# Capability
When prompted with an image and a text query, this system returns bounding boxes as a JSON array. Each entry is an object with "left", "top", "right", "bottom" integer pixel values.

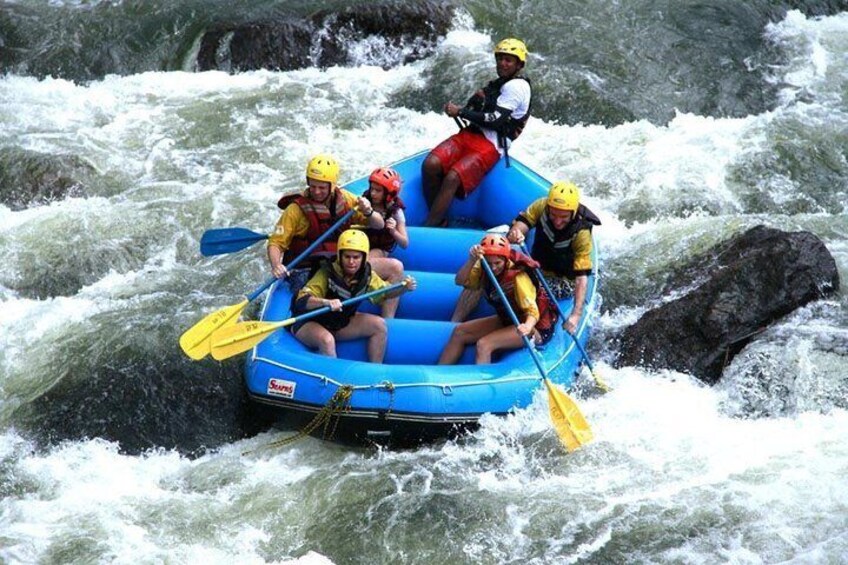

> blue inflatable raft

[{"left": 245, "top": 150, "right": 599, "bottom": 445}]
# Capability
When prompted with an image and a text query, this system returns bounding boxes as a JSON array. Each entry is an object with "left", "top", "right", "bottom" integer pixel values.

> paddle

[
  {"left": 200, "top": 227, "right": 268, "bottom": 256},
  {"left": 480, "top": 258, "right": 593, "bottom": 452},
  {"left": 519, "top": 243, "right": 610, "bottom": 393},
  {"left": 179, "top": 209, "right": 356, "bottom": 360},
  {"left": 210, "top": 281, "right": 407, "bottom": 361}
]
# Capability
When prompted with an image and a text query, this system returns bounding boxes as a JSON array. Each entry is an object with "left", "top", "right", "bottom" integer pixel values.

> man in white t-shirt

[{"left": 422, "top": 38, "right": 532, "bottom": 227}]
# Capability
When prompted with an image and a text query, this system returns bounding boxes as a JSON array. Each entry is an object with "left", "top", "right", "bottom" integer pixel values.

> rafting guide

[{"left": 422, "top": 38, "right": 532, "bottom": 227}]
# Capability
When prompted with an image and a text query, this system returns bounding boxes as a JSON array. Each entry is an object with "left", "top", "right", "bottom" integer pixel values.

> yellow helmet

[
  {"left": 337, "top": 229, "right": 370, "bottom": 258},
  {"left": 546, "top": 181, "right": 580, "bottom": 212},
  {"left": 494, "top": 38, "right": 527, "bottom": 64},
  {"left": 306, "top": 153, "right": 340, "bottom": 184}
]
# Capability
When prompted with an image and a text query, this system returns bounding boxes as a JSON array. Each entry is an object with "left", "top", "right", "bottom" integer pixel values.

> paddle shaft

[
  {"left": 210, "top": 281, "right": 407, "bottom": 359},
  {"left": 479, "top": 258, "right": 549, "bottom": 379},
  {"left": 287, "top": 281, "right": 406, "bottom": 328},
  {"left": 245, "top": 208, "right": 357, "bottom": 303},
  {"left": 518, "top": 243, "right": 596, "bottom": 374}
]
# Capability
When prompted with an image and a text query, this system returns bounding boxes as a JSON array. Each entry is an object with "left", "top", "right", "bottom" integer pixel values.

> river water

[{"left": 1, "top": 1, "right": 847, "bottom": 563}]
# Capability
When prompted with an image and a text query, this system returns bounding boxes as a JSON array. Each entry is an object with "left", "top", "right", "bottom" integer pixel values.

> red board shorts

[{"left": 430, "top": 128, "right": 501, "bottom": 198}]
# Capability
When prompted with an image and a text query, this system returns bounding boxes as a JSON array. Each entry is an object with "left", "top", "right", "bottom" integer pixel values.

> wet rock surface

[
  {"left": 196, "top": 1, "right": 455, "bottom": 72},
  {"left": 0, "top": 148, "right": 93, "bottom": 211},
  {"left": 616, "top": 225, "right": 841, "bottom": 384}
]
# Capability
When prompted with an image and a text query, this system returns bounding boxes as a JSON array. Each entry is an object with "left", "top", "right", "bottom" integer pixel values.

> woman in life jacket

[
  {"left": 438, "top": 234, "right": 557, "bottom": 365},
  {"left": 363, "top": 167, "right": 409, "bottom": 255},
  {"left": 362, "top": 166, "right": 409, "bottom": 319},
  {"left": 290, "top": 229, "right": 417, "bottom": 363}
]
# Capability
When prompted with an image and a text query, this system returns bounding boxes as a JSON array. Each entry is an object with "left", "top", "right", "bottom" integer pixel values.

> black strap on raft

[{"left": 500, "top": 133, "right": 511, "bottom": 168}]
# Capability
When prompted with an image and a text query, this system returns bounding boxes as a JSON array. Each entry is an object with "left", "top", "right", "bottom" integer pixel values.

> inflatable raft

[{"left": 245, "top": 150, "right": 599, "bottom": 445}]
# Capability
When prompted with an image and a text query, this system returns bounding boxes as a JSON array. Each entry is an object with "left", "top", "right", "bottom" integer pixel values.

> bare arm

[
  {"left": 267, "top": 246, "right": 287, "bottom": 279},
  {"left": 517, "top": 315, "right": 538, "bottom": 337},
  {"left": 455, "top": 245, "right": 483, "bottom": 286},
  {"left": 355, "top": 196, "right": 385, "bottom": 230},
  {"left": 564, "top": 275, "right": 588, "bottom": 334},
  {"left": 507, "top": 221, "right": 529, "bottom": 244},
  {"left": 386, "top": 214, "right": 409, "bottom": 249}
]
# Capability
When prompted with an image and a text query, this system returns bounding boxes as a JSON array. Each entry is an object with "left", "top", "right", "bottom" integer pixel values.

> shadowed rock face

[
  {"left": 616, "top": 226, "right": 840, "bottom": 384},
  {"left": 17, "top": 343, "right": 253, "bottom": 457},
  {"left": 196, "top": 1, "right": 455, "bottom": 72},
  {"left": 773, "top": 0, "right": 848, "bottom": 18},
  {"left": 0, "top": 149, "right": 93, "bottom": 211}
]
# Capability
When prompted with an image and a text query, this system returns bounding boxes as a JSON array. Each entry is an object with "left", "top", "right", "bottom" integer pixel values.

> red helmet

[
  {"left": 368, "top": 167, "right": 402, "bottom": 198},
  {"left": 480, "top": 234, "right": 511, "bottom": 259}
]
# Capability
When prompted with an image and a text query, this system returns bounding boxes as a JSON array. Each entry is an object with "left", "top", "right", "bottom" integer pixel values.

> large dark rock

[
  {"left": 616, "top": 226, "right": 840, "bottom": 384},
  {"left": 773, "top": 0, "right": 848, "bottom": 18},
  {"left": 0, "top": 148, "right": 93, "bottom": 211},
  {"left": 196, "top": 1, "right": 454, "bottom": 73},
  {"left": 14, "top": 324, "right": 253, "bottom": 457}
]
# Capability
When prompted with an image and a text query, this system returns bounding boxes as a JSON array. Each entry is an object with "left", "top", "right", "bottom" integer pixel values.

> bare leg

[
  {"left": 424, "top": 170, "right": 462, "bottom": 227},
  {"left": 475, "top": 325, "right": 527, "bottom": 364},
  {"left": 369, "top": 255, "right": 404, "bottom": 319},
  {"left": 294, "top": 322, "right": 337, "bottom": 357},
  {"left": 450, "top": 288, "right": 482, "bottom": 322},
  {"left": 335, "top": 312, "right": 388, "bottom": 363},
  {"left": 438, "top": 315, "right": 503, "bottom": 365},
  {"left": 422, "top": 153, "right": 444, "bottom": 208}
]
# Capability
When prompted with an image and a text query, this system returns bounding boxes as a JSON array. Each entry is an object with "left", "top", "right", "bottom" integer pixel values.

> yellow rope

[{"left": 242, "top": 385, "right": 354, "bottom": 455}]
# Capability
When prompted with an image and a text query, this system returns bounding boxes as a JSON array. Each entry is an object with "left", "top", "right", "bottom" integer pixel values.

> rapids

[{"left": 1, "top": 2, "right": 846, "bottom": 563}]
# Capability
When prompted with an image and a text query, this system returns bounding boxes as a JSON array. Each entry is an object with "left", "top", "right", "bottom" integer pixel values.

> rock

[
  {"left": 616, "top": 225, "right": 840, "bottom": 384},
  {"left": 771, "top": 0, "right": 848, "bottom": 19},
  {"left": 196, "top": 1, "right": 454, "bottom": 72},
  {"left": 16, "top": 340, "right": 252, "bottom": 457},
  {"left": 0, "top": 148, "right": 93, "bottom": 210}
]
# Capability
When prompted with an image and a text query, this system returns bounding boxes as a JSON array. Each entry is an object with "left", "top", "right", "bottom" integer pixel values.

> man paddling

[
  {"left": 507, "top": 181, "right": 601, "bottom": 334},
  {"left": 268, "top": 154, "right": 385, "bottom": 293}
]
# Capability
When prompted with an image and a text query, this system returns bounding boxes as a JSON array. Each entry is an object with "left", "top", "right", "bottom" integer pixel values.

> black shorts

[
  {"left": 288, "top": 293, "right": 352, "bottom": 335},
  {"left": 290, "top": 312, "right": 351, "bottom": 336}
]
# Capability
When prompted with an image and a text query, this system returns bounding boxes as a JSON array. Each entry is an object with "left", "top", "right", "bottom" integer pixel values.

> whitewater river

[{"left": 1, "top": 1, "right": 846, "bottom": 563}]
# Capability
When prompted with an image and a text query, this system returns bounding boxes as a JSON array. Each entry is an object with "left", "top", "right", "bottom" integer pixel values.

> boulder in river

[
  {"left": 196, "top": 1, "right": 455, "bottom": 73},
  {"left": 616, "top": 225, "right": 840, "bottom": 384},
  {"left": 0, "top": 148, "right": 93, "bottom": 211}
]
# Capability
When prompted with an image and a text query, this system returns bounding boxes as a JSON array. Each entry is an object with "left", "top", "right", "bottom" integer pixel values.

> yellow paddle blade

[
  {"left": 544, "top": 378, "right": 594, "bottom": 452},
  {"left": 179, "top": 299, "right": 248, "bottom": 360},
  {"left": 591, "top": 369, "right": 611, "bottom": 393},
  {"left": 210, "top": 317, "right": 295, "bottom": 361}
]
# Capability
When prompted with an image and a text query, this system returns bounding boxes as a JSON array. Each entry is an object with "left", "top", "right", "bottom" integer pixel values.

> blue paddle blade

[{"left": 200, "top": 227, "right": 268, "bottom": 256}]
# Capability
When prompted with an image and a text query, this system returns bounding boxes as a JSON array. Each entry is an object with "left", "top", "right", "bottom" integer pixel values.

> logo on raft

[{"left": 268, "top": 378, "right": 296, "bottom": 398}]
